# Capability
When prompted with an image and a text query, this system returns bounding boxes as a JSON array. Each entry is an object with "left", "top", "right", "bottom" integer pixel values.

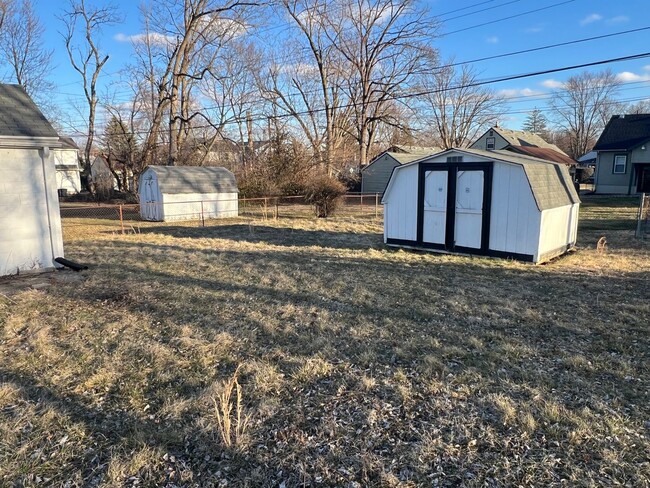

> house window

[
  {"left": 613, "top": 155, "right": 627, "bottom": 174},
  {"left": 446, "top": 156, "right": 463, "bottom": 162},
  {"left": 486, "top": 137, "right": 495, "bottom": 150}
]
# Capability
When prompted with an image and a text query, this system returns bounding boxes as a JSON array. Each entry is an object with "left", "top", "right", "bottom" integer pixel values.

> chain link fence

[{"left": 60, "top": 194, "right": 384, "bottom": 241}]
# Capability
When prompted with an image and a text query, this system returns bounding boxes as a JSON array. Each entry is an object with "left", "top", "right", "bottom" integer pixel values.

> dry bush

[{"left": 304, "top": 175, "right": 347, "bottom": 217}]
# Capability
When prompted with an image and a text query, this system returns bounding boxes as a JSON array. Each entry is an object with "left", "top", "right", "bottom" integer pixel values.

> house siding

[
  {"left": 361, "top": 154, "right": 400, "bottom": 194},
  {"left": 595, "top": 151, "right": 635, "bottom": 194},
  {"left": 469, "top": 131, "right": 508, "bottom": 151}
]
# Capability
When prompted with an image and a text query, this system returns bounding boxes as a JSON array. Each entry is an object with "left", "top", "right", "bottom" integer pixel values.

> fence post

[
  {"left": 275, "top": 198, "right": 279, "bottom": 220},
  {"left": 636, "top": 192, "right": 646, "bottom": 238},
  {"left": 375, "top": 193, "right": 379, "bottom": 219},
  {"left": 201, "top": 201, "right": 205, "bottom": 227},
  {"left": 119, "top": 205, "right": 124, "bottom": 234},
  {"left": 360, "top": 194, "right": 363, "bottom": 214}
]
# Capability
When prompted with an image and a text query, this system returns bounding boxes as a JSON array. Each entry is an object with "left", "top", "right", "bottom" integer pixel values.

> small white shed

[
  {"left": 0, "top": 84, "right": 64, "bottom": 276},
  {"left": 139, "top": 165, "right": 238, "bottom": 222},
  {"left": 382, "top": 148, "right": 580, "bottom": 263}
]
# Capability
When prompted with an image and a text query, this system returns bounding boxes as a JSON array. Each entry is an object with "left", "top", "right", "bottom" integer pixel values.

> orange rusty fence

[{"left": 60, "top": 193, "right": 384, "bottom": 240}]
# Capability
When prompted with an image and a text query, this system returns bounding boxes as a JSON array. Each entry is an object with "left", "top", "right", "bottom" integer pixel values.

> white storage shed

[
  {"left": 139, "top": 165, "right": 238, "bottom": 222},
  {"left": 0, "top": 84, "right": 64, "bottom": 276},
  {"left": 382, "top": 148, "right": 580, "bottom": 263}
]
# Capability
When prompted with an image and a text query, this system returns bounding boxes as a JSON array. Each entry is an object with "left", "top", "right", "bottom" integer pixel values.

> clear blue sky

[{"left": 32, "top": 0, "right": 650, "bottom": 133}]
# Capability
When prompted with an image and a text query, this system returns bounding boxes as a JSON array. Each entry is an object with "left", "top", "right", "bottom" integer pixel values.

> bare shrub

[{"left": 304, "top": 176, "right": 347, "bottom": 218}]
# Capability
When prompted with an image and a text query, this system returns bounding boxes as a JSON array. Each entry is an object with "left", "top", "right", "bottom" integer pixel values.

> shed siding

[
  {"left": 161, "top": 192, "right": 238, "bottom": 221},
  {"left": 537, "top": 204, "right": 579, "bottom": 259},
  {"left": 383, "top": 164, "right": 418, "bottom": 242},
  {"left": 362, "top": 154, "right": 400, "bottom": 194},
  {"left": 0, "top": 147, "right": 64, "bottom": 275},
  {"left": 489, "top": 162, "right": 540, "bottom": 256}
]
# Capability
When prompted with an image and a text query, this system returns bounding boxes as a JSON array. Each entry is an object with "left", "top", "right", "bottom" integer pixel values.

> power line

[
  {"left": 444, "top": 0, "right": 576, "bottom": 36},
  {"left": 49, "top": 24, "right": 650, "bottom": 108}
]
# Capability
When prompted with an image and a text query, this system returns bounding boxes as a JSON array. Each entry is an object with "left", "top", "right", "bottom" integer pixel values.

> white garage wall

[
  {"left": 0, "top": 147, "right": 64, "bottom": 276},
  {"left": 161, "top": 192, "right": 239, "bottom": 221},
  {"left": 383, "top": 164, "right": 419, "bottom": 242},
  {"left": 489, "top": 162, "right": 541, "bottom": 257}
]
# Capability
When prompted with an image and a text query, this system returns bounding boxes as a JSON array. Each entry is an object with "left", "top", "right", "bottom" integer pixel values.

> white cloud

[
  {"left": 608, "top": 15, "right": 629, "bottom": 23},
  {"left": 616, "top": 71, "right": 650, "bottom": 83},
  {"left": 114, "top": 32, "right": 175, "bottom": 46},
  {"left": 525, "top": 25, "right": 544, "bottom": 33},
  {"left": 486, "top": 36, "right": 499, "bottom": 44},
  {"left": 541, "top": 79, "right": 565, "bottom": 89},
  {"left": 498, "top": 88, "right": 544, "bottom": 99},
  {"left": 643, "top": 65, "right": 650, "bottom": 72},
  {"left": 580, "top": 13, "right": 603, "bottom": 26}
]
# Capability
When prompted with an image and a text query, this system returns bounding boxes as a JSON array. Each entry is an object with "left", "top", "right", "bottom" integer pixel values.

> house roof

[
  {"left": 144, "top": 165, "right": 238, "bottom": 194},
  {"left": 389, "top": 145, "right": 441, "bottom": 154},
  {"left": 485, "top": 126, "right": 568, "bottom": 156},
  {"left": 592, "top": 114, "right": 650, "bottom": 151},
  {"left": 506, "top": 145, "right": 577, "bottom": 166},
  {"left": 383, "top": 148, "right": 579, "bottom": 211},
  {"left": 364, "top": 150, "right": 438, "bottom": 171},
  {"left": 0, "top": 84, "right": 58, "bottom": 138},
  {"left": 59, "top": 136, "right": 79, "bottom": 150}
]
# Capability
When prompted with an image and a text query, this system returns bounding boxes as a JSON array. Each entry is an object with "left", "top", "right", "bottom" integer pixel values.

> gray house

[
  {"left": 593, "top": 114, "right": 650, "bottom": 194},
  {"left": 361, "top": 149, "right": 440, "bottom": 194}
]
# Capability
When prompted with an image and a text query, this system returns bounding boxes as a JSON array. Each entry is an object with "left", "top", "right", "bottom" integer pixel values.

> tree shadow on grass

[{"left": 4, "top": 235, "right": 649, "bottom": 486}]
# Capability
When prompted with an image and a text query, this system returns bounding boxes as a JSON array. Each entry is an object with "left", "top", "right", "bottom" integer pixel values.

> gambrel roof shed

[
  {"left": 139, "top": 165, "right": 239, "bottom": 222},
  {"left": 382, "top": 148, "right": 580, "bottom": 264}
]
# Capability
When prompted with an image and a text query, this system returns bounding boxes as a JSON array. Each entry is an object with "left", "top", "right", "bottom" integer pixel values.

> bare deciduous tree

[
  {"left": 0, "top": 0, "right": 54, "bottom": 106},
  {"left": 326, "top": 0, "right": 438, "bottom": 165},
  {"left": 549, "top": 70, "right": 620, "bottom": 159},
  {"left": 420, "top": 62, "right": 506, "bottom": 149},
  {"left": 61, "top": 0, "right": 122, "bottom": 188}
]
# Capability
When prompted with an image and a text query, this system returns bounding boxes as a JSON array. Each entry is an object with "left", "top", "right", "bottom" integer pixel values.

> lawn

[{"left": 0, "top": 198, "right": 648, "bottom": 487}]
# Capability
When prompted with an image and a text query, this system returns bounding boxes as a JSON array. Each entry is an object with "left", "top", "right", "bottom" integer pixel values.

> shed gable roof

[
  {"left": 0, "top": 84, "right": 58, "bottom": 138},
  {"left": 593, "top": 114, "right": 650, "bottom": 151},
  {"left": 145, "top": 165, "right": 238, "bottom": 194}
]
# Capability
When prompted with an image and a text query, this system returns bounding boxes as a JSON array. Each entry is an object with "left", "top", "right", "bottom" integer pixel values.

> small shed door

[
  {"left": 142, "top": 176, "right": 162, "bottom": 221},
  {"left": 422, "top": 170, "right": 447, "bottom": 244},
  {"left": 454, "top": 170, "right": 484, "bottom": 249}
]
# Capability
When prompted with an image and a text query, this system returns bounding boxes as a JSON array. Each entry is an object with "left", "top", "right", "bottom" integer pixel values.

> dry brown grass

[{"left": 0, "top": 197, "right": 648, "bottom": 486}]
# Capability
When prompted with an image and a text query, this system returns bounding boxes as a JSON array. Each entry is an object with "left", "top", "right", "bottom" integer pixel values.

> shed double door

[{"left": 419, "top": 163, "right": 491, "bottom": 253}]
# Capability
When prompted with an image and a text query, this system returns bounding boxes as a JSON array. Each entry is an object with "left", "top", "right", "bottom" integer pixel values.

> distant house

[
  {"left": 53, "top": 136, "right": 81, "bottom": 195},
  {"left": 593, "top": 114, "right": 650, "bottom": 194},
  {"left": 0, "top": 84, "right": 64, "bottom": 276},
  {"left": 362, "top": 147, "right": 440, "bottom": 194},
  {"left": 470, "top": 126, "right": 576, "bottom": 170},
  {"left": 90, "top": 155, "right": 134, "bottom": 192}
]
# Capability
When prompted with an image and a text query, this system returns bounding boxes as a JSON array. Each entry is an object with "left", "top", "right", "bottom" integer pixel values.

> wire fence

[{"left": 60, "top": 193, "right": 384, "bottom": 241}]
